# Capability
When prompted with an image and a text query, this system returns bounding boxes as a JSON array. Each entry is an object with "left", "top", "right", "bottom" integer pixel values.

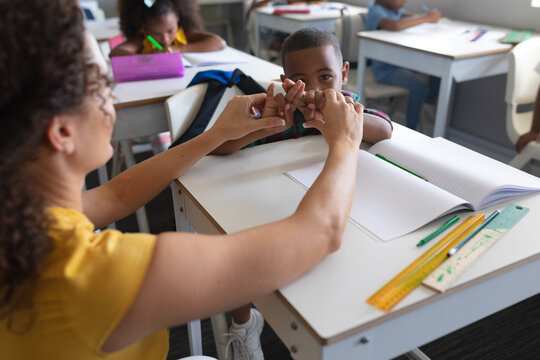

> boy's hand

[
  {"left": 304, "top": 89, "right": 364, "bottom": 148},
  {"left": 516, "top": 131, "right": 540, "bottom": 153},
  {"left": 261, "top": 82, "right": 295, "bottom": 131},
  {"left": 211, "top": 93, "right": 286, "bottom": 140},
  {"left": 425, "top": 9, "right": 442, "bottom": 23},
  {"left": 282, "top": 78, "right": 306, "bottom": 110},
  {"left": 301, "top": 90, "right": 325, "bottom": 121}
]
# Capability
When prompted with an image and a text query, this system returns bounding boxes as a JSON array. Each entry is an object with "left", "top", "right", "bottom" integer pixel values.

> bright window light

[{"left": 532, "top": 0, "right": 540, "bottom": 7}]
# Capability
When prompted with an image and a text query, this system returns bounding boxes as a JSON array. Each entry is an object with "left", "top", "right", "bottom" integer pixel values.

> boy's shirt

[
  {"left": 365, "top": 1, "right": 404, "bottom": 79},
  {"left": 246, "top": 90, "right": 391, "bottom": 148}
]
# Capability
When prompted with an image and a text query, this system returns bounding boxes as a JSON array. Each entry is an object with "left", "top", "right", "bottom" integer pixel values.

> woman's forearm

[{"left": 83, "top": 128, "right": 224, "bottom": 228}]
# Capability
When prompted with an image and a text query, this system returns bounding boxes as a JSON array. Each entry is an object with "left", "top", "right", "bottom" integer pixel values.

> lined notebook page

[
  {"left": 286, "top": 150, "right": 468, "bottom": 241},
  {"left": 368, "top": 137, "right": 540, "bottom": 209}
]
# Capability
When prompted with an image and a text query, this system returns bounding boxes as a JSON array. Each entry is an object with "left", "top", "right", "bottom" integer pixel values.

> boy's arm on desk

[{"left": 379, "top": 10, "right": 442, "bottom": 31}]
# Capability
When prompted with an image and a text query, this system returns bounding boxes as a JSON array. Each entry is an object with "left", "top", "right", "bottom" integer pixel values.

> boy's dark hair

[
  {"left": 118, "top": 0, "right": 203, "bottom": 38},
  {"left": 281, "top": 28, "right": 343, "bottom": 68}
]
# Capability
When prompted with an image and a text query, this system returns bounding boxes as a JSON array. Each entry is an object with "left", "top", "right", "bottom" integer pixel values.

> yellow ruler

[
  {"left": 367, "top": 213, "right": 485, "bottom": 312},
  {"left": 423, "top": 204, "right": 529, "bottom": 292}
]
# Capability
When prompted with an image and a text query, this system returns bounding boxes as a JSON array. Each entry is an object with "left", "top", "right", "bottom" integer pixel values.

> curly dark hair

[
  {"left": 118, "top": 0, "right": 203, "bottom": 39},
  {"left": 0, "top": 0, "right": 101, "bottom": 330}
]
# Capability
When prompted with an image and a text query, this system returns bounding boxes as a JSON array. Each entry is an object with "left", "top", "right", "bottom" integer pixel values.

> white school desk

[
  {"left": 110, "top": 47, "right": 280, "bottom": 234},
  {"left": 253, "top": 3, "right": 367, "bottom": 58},
  {"left": 356, "top": 18, "right": 513, "bottom": 138},
  {"left": 113, "top": 47, "right": 282, "bottom": 142},
  {"left": 85, "top": 17, "right": 121, "bottom": 42},
  {"left": 171, "top": 124, "right": 540, "bottom": 359}
]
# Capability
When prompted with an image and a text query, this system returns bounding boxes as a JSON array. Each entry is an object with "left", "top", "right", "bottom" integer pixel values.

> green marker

[
  {"left": 416, "top": 215, "right": 460, "bottom": 247},
  {"left": 375, "top": 154, "right": 427, "bottom": 180},
  {"left": 147, "top": 35, "right": 163, "bottom": 50}
]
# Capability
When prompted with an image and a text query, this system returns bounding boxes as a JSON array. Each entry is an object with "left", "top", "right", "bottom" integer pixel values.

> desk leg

[
  {"left": 171, "top": 183, "right": 204, "bottom": 355},
  {"left": 432, "top": 63, "right": 453, "bottom": 138},
  {"left": 211, "top": 314, "right": 231, "bottom": 360},
  {"left": 254, "top": 13, "right": 261, "bottom": 58},
  {"left": 120, "top": 140, "right": 150, "bottom": 233},
  {"left": 406, "top": 348, "right": 431, "bottom": 360},
  {"left": 356, "top": 49, "right": 367, "bottom": 104}
]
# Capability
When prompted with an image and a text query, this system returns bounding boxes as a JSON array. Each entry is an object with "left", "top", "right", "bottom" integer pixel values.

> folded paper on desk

[
  {"left": 182, "top": 47, "right": 249, "bottom": 67},
  {"left": 111, "top": 53, "right": 184, "bottom": 82},
  {"left": 286, "top": 137, "right": 540, "bottom": 241}
]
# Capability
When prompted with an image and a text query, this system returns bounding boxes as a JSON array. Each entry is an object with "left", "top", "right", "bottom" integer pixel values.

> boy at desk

[
  {"left": 365, "top": 0, "right": 442, "bottom": 130},
  {"left": 213, "top": 27, "right": 393, "bottom": 154}
]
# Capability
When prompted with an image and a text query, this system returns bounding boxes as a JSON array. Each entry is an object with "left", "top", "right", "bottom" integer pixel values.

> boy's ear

[
  {"left": 341, "top": 61, "right": 350, "bottom": 85},
  {"left": 45, "top": 115, "right": 76, "bottom": 155},
  {"left": 280, "top": 74, "right": 286, "bottom": 83}
]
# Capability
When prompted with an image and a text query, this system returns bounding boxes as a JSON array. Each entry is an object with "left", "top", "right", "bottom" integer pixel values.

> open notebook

[
  {"left": 181, "top": 47, "right": 249, "bottom": 67},
  {"left": 286, "top": 137, "right": 540, "bottom": 241}
]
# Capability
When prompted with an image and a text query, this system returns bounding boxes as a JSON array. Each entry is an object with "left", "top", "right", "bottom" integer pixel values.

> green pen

[
  {"left": 375, "top": 154, "right": 427, "bottom": 181},
  {"left": 147, "top": 35, "right": 163, "bottom": 50},
  {"left": 416, "top": 215, "right": 460, "bottom": 247}
]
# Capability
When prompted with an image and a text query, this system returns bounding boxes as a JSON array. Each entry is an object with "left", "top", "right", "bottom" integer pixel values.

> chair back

[
  {"left": 505, "top": 37, "right": 540, "bottom": 143},
  {"left": 165, "top": 80, "right": 280, "bottom": 143},
  {"left": 334, "top": 11, "right": 365, "bottom": 63}
]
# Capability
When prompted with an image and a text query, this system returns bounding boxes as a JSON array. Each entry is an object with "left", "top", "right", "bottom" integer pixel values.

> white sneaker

[{"left": 225, "top": 308, "right": 264, "bottom": 360}]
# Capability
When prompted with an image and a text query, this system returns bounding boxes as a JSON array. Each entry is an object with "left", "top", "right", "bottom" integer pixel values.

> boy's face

[{"left": 281, "top": 45, "right": 349, "bottom": 93}]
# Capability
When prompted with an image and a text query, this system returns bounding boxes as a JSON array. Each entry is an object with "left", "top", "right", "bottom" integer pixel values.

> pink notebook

[{"left": 111, "top": 53, "right": 185, "bottom": 82}]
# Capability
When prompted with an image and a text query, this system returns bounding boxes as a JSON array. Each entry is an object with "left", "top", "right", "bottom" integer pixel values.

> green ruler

[{"left": 422, "top": 204, "right": 529, "bottom": 292}]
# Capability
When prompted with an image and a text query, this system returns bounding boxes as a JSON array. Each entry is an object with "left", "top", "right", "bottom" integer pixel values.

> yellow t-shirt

[
  {"left": 141, "top": 28, "right": 188, "bottom": 54},
  {"left": 0, "top": 207, "right": 168, "bottom": 359}
]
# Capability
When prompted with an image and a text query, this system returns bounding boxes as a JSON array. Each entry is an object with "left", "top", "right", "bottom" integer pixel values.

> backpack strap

[{"left": 169, "top": 68, "right": 266, "bottom": 148}]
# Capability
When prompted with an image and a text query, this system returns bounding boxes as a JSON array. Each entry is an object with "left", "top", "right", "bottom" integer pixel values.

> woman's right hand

[
  {"left": 304, "top": 89, "right": 364, "bottom": 149},
  {"left": 210, "top": 93, "right": 287, "bottom": 141}
]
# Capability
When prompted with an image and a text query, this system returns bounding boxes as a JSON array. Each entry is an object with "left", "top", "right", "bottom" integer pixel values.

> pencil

[
  {"left": 375, "top": 154, "right": 427, "bottom": 181},
  {"left": 447, "top": 210, "right": 501, "bottom": 256},
  {"left": 416, "top": 215, "right": 460, "bottom": 247},
  {"left": 147, "top": 35, "right": 163, "bottom": 50}
]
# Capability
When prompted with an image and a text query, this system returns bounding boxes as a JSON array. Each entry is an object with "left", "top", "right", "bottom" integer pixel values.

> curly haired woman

[{"left": 0, "top": 0, "right": 364, "bottom": 359}]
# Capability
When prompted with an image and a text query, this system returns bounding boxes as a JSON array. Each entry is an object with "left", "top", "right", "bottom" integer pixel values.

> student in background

[
  {"left": 365, "top": 0, "right": 442, "bottom": 130},
  {"left": 0, "top": 1, "right": 364, "bottom": 359},
  {"left": 214, "top": 27, "right": 393, "bottom": 154},
  {"left": 110, "top": 0, "right": 225, "bottom": 57},
  {"left": 515, "top": 85, "right": 540, "bottom": 153}
]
